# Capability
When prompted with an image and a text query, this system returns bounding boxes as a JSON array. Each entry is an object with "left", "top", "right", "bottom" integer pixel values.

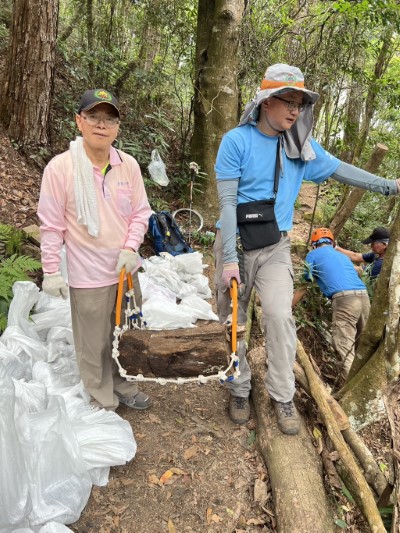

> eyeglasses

[
  {"left": 81, "top": 114, "right": 120, "bottom": 128},
  {"left": 273, "top": 95, "right": 307, "bottom": 112}
]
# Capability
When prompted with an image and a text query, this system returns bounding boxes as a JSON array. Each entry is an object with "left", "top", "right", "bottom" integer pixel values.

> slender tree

[{"left": 190, "top": 0, "right": 245, "bottom": 222}]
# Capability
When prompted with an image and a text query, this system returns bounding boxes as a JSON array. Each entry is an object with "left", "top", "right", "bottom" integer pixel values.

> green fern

[{"left": 0, "top": 223, "right": 28, "bottom": 256}]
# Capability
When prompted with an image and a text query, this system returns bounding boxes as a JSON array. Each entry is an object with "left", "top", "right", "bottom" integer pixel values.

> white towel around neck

[{"left": 70, "top": 136, "right": 100, "bottom": 237}]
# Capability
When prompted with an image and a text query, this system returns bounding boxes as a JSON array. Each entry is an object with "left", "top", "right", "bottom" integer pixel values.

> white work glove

[
  {"left": 221, "top": 262, "right": 241, "bottom": 289},
  {"left": 116, "top": 249, "right": 140, "bottom": 274},
  {"left": 42, "top": 272, "right": 69, "bottom": 299}
]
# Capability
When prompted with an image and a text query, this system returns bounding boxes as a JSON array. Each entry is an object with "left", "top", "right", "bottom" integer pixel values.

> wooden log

[
  {"left": 296, "top": 341, "right": 386, "bottom": 532},
  {"left": 342, "top": 428, "right": 388, "bottom": 498},
  {"left": 118, "top": 322, "right": 242, "bottom": 378},
  {"left": 293, "top": 355, "right": 387, "bottom": 498},
  {"left": 255, "top": 303, "right": 350, "bottom": 431},
  {"left": 247, "top": 293, "right": 336, "bottom": 531},
  {"left": 248, "top": 347, "right": 337, "bottom": 532}
]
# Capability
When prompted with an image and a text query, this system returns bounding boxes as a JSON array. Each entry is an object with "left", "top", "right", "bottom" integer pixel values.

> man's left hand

[{"left": 116, "top": 249, "right": 140, "bottom": 273}]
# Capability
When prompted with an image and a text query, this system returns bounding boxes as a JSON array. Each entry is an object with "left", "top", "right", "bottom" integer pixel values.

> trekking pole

[{"left": 188, "top": 162, "right": 199, "bottom": 246}]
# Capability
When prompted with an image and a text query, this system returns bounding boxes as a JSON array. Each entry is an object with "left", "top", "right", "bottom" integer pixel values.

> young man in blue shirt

[
  {"left": 213, "top": 63, "right": 399, "bottom": 434},
  {"left": 293, "top": 228, "right": 370, "bottom": 380}
]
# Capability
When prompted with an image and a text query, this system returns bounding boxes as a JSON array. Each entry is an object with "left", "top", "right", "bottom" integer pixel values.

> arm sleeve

[
  {"left": 217, "top": 179, "right": 239, "bottom": 264},
  {"left": 124, "top": 158, "right": 153, "bottom": 251},
  {"left": 332, "top": 161, "right": 397, "bottom": 196},
  {"left": 37, "top": 162, "right": 66, "bottom": 273},
  {"left": 215, "top": 132, "right": 243, "bottom": 180}
]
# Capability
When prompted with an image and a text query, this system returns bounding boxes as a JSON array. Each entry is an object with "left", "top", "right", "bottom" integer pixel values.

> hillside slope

[{"left": 0, "top": 127, "right": 41, "bottom": 228}]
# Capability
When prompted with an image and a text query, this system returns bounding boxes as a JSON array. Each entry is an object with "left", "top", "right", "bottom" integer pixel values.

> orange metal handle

[
  {"left": 229, "top": 278, "right": 238, "bottom": 353},
  {"left": 115, "top": 267, "right": 133, "bottom": 327}
]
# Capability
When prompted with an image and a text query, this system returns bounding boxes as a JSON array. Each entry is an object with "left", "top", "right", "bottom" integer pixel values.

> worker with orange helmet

[{"left": 293, "top": 228, "right": 370, "bottom": 379}]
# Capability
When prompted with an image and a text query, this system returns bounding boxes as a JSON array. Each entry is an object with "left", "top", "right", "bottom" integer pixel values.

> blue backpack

[{"left": 148, "top": 211, "right": 193, "bottom": 256}]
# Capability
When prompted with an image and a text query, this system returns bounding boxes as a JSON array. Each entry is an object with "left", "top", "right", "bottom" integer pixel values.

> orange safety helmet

[{"left": 311, "top": 228, "right": 334, "bottom": 244}]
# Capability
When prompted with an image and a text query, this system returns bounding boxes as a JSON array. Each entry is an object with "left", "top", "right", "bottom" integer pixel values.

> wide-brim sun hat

[
  {"left": 254, "top": 63, "right": 319, "bottom": 107},
  {"left": 239, "top": 63, "right": 320, "bottom": 161}
]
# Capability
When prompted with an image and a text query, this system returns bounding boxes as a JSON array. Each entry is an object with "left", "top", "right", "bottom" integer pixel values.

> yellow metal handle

[
  {"left": 229, "top": 278, "right": 238, "bottom": 354},
  {"left": 115, "top": 267, "right": 133, "bottom": 327}
]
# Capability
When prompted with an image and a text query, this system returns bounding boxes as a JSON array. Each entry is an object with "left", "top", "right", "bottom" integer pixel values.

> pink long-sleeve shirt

[{"left": 38, "top": 146, "right": 152, "bottom": 288}]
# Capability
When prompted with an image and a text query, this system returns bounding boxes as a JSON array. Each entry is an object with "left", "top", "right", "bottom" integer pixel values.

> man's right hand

[
  {"left": 221, "top": 262, "right": 241, "bottom": 288},
  {"left": 42, "top": 272, "right": 69, "bottom": 299}
]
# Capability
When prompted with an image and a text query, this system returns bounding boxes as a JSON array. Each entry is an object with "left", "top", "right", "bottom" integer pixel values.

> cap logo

[
  {"left": 284, "top": 74, "right": 297, "bottom": 86},
  {"left": 94, "top": 89, "right": 112, "bottom": 102}
]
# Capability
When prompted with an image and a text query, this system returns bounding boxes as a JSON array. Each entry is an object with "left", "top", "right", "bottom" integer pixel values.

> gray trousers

[
  {"left": 213, "top": 231, "right": 297, "bottom": 402},
  {"left": 70, "top": 271, "right": 142, "bottom": 410},
  {"left": 331, "top": 291, "right": 370, "bottom": 377}
]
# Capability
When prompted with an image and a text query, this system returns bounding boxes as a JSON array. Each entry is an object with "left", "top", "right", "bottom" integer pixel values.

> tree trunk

[
  {"left": 190, "top": 0, "right": 245, "bottom": 224},
  {"left": 352, "top": 28, "right": 395, "bottom": 163},
  {"left": 337, "top": 208, "right": 400, "bottom": 428},
  {"left": 86, "top": 0, "right": 94, "bottom": 78},
  {"left": 329, "top": 143, "right": 389, "bottom": 238},
  {"left": 384, "top": 381, "right": 400, "bottom": 533},
  {"left": 340, "top": 56, "right": 365, "bottom": 164},
  {"left": 0, "top": 0, "right": 58, "bottom": 150}
]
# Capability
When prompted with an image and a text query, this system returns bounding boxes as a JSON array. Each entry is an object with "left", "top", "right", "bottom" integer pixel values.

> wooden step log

[{"left": 118, "top": 321, "right": 244, "bottom": 378}]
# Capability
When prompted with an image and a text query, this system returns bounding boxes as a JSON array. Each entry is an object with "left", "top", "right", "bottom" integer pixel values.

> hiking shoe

[
  {"left": 272, "top": 400, "right": 300, "bottom": 435},
  {"left": 229, "top": 396, "right": 250, "bottom": 425},
  {"left": 118, "top": 391, "right": 151, "bottom": 410}
]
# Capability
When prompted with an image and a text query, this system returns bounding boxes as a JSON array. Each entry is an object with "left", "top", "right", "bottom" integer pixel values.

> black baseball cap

[
  {"left": 78, "top": 89, "right": 120, "bottom": 116},
  {"left": 361, "top": 227, "right": 390, "bottom": 244}
]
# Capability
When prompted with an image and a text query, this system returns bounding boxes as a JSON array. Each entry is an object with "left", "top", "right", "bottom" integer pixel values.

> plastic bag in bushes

[{"left": 147, "top": 149, "right": 169, "bottom": 186}]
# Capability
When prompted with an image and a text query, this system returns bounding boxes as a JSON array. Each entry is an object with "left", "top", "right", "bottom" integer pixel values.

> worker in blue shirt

[{"left": 293, "top": 228, "right": 370, "bottom": 380}]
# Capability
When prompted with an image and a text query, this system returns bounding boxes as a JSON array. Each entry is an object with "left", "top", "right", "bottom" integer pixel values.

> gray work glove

[
  {"left": 42, "top": 272, "right": 69, "bottom": 299},
  {"left": 222, "top": 263, "right": 241, "bottom": 288},
  {"left": 116, "top": 249, "right": 140, "bottom": 274}
]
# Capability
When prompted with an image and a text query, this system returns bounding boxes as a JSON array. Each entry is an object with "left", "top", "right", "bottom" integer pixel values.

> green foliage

[
  {"left": 0, "top": 0, "right": 11, "bottom": 51},
  {"left": 191, "top": 231, "right": 215, "bottom": 248},
  {"left": 378, "top": 506, "right": 393, "bottom": 530},
  {"left": 0, "top": 224, "right": 28, "bottom": 256},
  {"left": 334, "top": 518, "right": 347, "bottom": 529}
]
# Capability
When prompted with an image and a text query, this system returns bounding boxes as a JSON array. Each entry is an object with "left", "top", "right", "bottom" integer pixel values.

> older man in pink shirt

[{"left": 38, "top": 88, "right": 152, "bottom": 410}]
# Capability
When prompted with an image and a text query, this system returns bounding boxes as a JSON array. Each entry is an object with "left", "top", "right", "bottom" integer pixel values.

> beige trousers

[
  {"left": 70, "top": 271, "right": 142, "bottom": 410},
  {"left": 213, "top": 230, "right": 297, "bottom": 403},
  {"left": 331, "top": 291, "right": 370, "bottom": 377}
]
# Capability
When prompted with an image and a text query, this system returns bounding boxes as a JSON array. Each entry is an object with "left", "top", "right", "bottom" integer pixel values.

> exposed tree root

[{"left": 296, "top": 341, "right": 386, "bottom": 532}]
